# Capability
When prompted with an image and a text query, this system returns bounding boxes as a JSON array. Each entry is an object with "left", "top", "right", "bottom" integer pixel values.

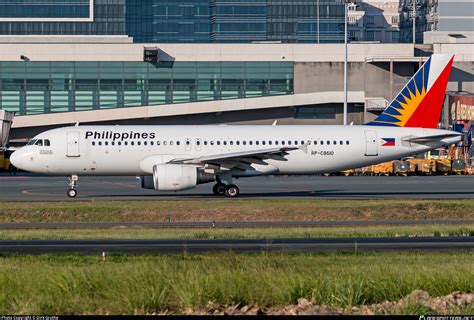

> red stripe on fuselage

[{"left": 404, "top": 57, "right": 454, "bottom": 128}]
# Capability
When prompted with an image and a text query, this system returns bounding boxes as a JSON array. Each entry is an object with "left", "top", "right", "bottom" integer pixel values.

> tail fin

[{"left": 367, "top": 54, "right": 454, "bottom": 128}]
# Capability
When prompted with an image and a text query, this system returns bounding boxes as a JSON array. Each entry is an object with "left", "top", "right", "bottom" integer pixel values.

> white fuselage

[{"left": 11, "top": 125, "right": 461, "bottom": 177}]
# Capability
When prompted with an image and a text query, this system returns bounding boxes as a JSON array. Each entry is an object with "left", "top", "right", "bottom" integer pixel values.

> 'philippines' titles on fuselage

[
  {"left": 85, "top": 130, "right": 156, "bottom": 141},
  {"left": 9, "top": 54, "right": 462, "bottom": 198}
]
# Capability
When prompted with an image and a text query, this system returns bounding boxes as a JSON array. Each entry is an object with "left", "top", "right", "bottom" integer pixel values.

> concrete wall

[{"left": 295, "top": 61, "right": 416, "bottom": 100}]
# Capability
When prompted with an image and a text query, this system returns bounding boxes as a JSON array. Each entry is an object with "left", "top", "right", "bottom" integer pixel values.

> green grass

[
  {"left": 0, "top": 252, "right": 472, "bottom": 315},
  {"left": 0, "top": 199, "right": 473, "bottom": 223},
  {"left": 1, "top": 224, "right": 474, "bottom": 240}
]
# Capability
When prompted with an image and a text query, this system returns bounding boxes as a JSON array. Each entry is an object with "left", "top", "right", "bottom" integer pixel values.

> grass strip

[
  {"left": 0, "top": 224, "right": 473, "bottom": 240},
  {"left": 0, "top": 199, "right": 473, "bottom": 223},
  {"left": 0, "top": 251, "right": 472, "bottom": 315}
]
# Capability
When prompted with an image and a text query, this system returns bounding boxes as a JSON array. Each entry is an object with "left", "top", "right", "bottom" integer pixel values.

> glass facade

[
  {"left": 0, "top": 0, "right": 125, "bottom": 35},
  {"left": 0, "top": 0, "right": 90, "bottom": 18},
  {"left": 126, "top": 0, "right": 211, "bottom": 43},
  {"left": 0, "top": 0, "right": 346, "bottom": 43},
  {"left": 0, "top": 61, "right": 293, "bottom": 115},
  {"left": 211, "top": 0, "right": 267, "bottom": 43}
]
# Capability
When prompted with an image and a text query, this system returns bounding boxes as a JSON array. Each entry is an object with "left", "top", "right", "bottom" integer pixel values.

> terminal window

[{"left": 0, "top": 0, "right": 92, "bottom": 19}]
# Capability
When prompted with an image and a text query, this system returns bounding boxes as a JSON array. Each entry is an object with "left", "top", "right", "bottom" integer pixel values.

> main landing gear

[
  {"left": 67, "top": 175, "right": 78, "bottom": 198},
  {"left": 212, "top": 182, "right": 240, "bottom": 198}
]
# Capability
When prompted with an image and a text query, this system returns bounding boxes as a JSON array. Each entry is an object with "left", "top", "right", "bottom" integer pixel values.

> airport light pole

[
  {"left": 412, "top": 0, "right": 416, "bottom": 44},
  {"left": 343, "top": 0, "right": 348, "bottom": 125},
  {"left": 317, "top": 0, "right": 320, "bottom": 43}
]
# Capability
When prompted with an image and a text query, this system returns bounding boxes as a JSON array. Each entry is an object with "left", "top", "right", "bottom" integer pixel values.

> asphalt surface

[
  {"left": 0, "top": 237, "right": 472, "bottom": 254},
  {"left": 1, "top": 220, "right": 473, "bottom": 230},
  {"left": 0, "top": 174, "right": 473, "bottom": 200}
]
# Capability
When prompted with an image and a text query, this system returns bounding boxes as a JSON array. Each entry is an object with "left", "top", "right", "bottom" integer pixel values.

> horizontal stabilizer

[{"left": 403, "top": 133, "right": 462, "bottom": 143}]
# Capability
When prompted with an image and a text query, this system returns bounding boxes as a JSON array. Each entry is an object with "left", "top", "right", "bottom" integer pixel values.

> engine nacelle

[{"left": 140, "top": 164, "right": 214, "bottom": 191}]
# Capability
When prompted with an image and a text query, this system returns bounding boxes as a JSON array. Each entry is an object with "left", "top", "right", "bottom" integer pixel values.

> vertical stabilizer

[{"left": 367, "top": 54, "right": 454, "bottom": 128}]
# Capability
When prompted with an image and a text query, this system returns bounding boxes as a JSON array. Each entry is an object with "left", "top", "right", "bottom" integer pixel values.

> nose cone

[
  {"left": 10, "top": 151, "right": 21, "bottom": 168},
  {"left": 9, "top": 150, "right": 24, "bottom": 170}
]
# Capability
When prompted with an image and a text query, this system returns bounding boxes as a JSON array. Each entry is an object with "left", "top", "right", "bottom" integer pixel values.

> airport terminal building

[{"left": 0, "top": 0, "right": 472, "bottom": 140}]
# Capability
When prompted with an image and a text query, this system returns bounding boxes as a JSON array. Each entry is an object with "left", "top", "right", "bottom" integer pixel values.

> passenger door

[
  {"left": 364, "top": 130, "right": 378, "bottom": 156},
  {"left": 66, "top": 131, "right": 80, "bottom": 157}
]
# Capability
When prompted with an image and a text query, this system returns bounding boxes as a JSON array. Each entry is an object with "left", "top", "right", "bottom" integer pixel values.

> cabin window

[
  {"left": 268, "top": 141, "right": 272, "bottom": 145},
  {"left": 170, "top": 141, "right": 174, "bottom": 146},
  {"left": 313, "top": 141, "right": 317, "bottom": 145},
  {"left": 346, "top": 141, "right": 350, "bottom": 145},
  {"left": 111, "top": 141, "right": 115, "bottom": 146},
  {"left": 131, "top": 141, "right": 134, "bottom": 146},
  {"left": 204, "top": 141, "right": 208, "bottom": 146},
  {"left": 275, "top": 141, "right": 278, "bottom": 145},
  {"left": 230, "top": 141, "right": 233, "bottom": 145},
  {"left": 176, "top": 141, "right": 180, "bottom": 146},
  {"left": 98, "top": 141, "right": 102, "bottom": 146},
  {"left": 124, "top": 141, "right": 128, "bottom": 146},
  {"left": 327, "top": 140, "right": 330, "bottom": 145},
  {"left": 92, "top": 141, "right": 95, "bottom": 146},
  {"left": 243, "top": 141, "right": 246, "bottom": 145},
  {"left": 144, "top": 141, "right": 147, "bottom": 146},
  {"left": 150, "top": 141, "right": 153, "bottom": 146},
  {"left": 256, "top": 141, "right": 259, "bottom": 145},
  {"left": 118, "top": 141, "right": 121, "bottom": 146},
  {"left": 196, "top": 140, "right": 200, "bottom": 146},
  {"left": 137, "top": 141, "right": 141, "bottom": 146},
  {"left": 186, "top": 140, "right": 190, "bottom": 145},
  {"left": 339, "top": 141, "right": 343, "bottom": 145}
]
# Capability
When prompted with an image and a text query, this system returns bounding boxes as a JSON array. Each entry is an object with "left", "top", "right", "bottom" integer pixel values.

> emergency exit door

[
  {"left": 67, "top": 131, "right": 80, "bottom": 157},
  {"left": 364, "top": 130, "right": 378, "bottom": 156}
]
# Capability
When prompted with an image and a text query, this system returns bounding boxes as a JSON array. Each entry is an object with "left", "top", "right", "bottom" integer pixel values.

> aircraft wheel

[
  {"left": 224, "top": 184, "right": 240, "bottom": 198},
  {"left": 67, "top": 188, "right": 77, "bottom": 198},
  {"left": 212, "top": 183, "right": 226, "bottom": 196}
]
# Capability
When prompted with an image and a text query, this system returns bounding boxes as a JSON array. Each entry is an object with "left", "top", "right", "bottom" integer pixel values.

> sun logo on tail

[{"left": 368, "top": 58, "right": 431, "bottom": 127}]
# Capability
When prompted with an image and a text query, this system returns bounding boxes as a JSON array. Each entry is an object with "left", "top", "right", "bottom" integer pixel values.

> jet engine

[{"left": 140, "top": 164, "right": 214, "bottom": 191}]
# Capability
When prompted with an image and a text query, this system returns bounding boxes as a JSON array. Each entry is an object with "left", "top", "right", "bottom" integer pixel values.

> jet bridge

[{"left": 0, "top": 110, "right": 14, "bottom": 149}]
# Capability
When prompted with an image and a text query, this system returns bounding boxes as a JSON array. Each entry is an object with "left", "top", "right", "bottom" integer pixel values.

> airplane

[{"left": 10, "top": 54, "right": 462, "bottom": 198}]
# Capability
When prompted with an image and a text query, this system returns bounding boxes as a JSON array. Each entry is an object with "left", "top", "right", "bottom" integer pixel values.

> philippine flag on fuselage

[{"left": 381, "top": 138, "right": 395, "bottom": 147}]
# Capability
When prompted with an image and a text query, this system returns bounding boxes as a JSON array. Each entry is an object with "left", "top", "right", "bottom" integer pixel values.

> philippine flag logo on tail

[{"left": 381, "top": 138, "right": 395, "bottom": 147}]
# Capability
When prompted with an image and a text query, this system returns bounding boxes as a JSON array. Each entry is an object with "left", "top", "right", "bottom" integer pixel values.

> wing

[{"left": 169, "top": 145, "right": 308, "bottom": 171}]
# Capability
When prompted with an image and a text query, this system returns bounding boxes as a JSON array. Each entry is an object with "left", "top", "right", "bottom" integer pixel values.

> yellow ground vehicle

[
  {"left": 370, "top": 161, "right": 393, "bottom": 176},
  {"left": 0, "top": 150, "right": 12, "bottom": 171},
  {"left": 340, "top": 169, "right": 354, "bottom": 176},
  {"left": 408, "top": 159, "right": 436, "bottom": 175}
]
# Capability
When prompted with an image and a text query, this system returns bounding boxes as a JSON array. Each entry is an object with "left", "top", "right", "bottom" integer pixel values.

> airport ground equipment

[
  {"left": 408, "top": 159, "right": 437, "bottom": 175},
  {"left": 392, "top": 160, "right": 409, "bottom": 176},
  {"left": 370, "top": 161, "right": 394, "bottom": 176},
  {"left": 451, "top": 159, "right": 466, "bottom": 175}
]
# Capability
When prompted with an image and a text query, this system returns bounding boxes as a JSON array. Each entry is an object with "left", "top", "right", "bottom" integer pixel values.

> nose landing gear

[{"left": 67, "top": 175, "right": 78, "bottom": 198}]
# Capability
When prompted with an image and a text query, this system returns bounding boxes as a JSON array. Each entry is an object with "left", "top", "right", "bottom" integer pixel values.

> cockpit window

[{"left": 27, "top": 139, "right": 51, "bottom": 146}]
